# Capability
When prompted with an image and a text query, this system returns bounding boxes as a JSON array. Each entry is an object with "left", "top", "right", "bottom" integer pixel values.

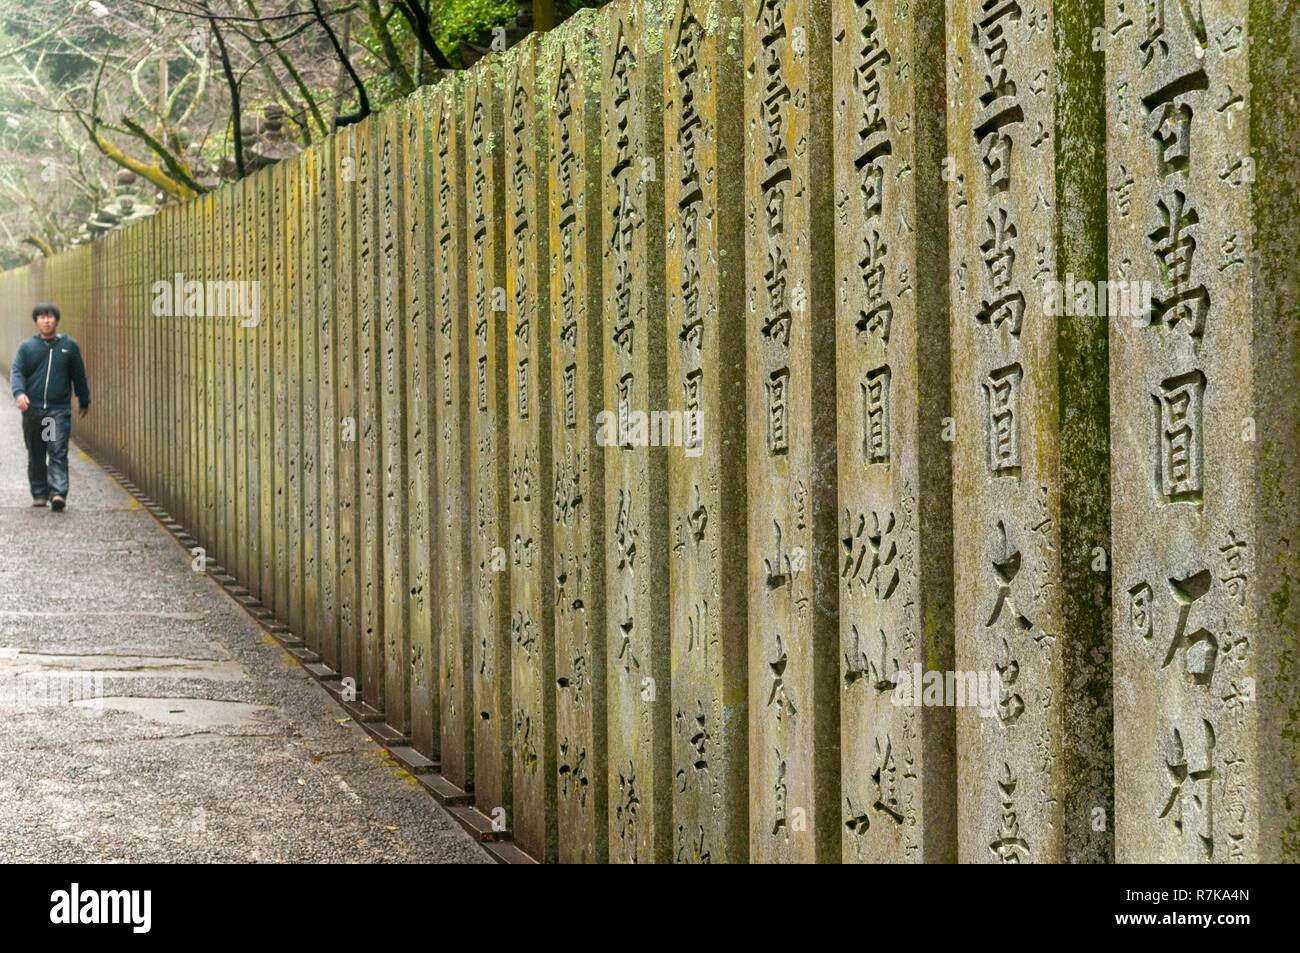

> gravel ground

[{"left": 0, "top": 385, "right": 488, "bottom": 863}]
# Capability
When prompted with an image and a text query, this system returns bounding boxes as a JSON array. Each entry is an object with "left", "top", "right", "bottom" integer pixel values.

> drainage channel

[{"left": 88, "top": 452, "right": 532, "bottom": 865}]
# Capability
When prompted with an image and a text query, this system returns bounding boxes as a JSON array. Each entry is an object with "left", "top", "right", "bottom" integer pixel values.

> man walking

[{"left": 9, "top": 303, "right": 90, "bottom": 511}]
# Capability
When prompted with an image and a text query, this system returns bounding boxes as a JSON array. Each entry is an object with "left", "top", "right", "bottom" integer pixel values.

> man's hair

[{"left": 31, "top": 302, "right": 60, "bottom": 322}]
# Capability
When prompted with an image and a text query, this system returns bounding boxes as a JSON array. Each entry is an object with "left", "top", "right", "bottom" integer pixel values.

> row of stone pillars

[{"left": 1, "top": 0, "right": 1295, "bottom": 863}]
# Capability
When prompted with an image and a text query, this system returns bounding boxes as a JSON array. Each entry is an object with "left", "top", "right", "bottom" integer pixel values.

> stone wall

[{"left": 2, "top": 0, "right": 1295, "bottom": 863}]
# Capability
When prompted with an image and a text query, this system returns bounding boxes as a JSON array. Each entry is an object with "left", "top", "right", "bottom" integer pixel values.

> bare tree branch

[
  {"left": 310, "top": 0, "right": 369, "bottom": 127},
  {"left": 365, "top": 0, "right": 413, "bottom": 94},
  {"left": 389, "top": 0, "right": 453, "bottom": 72}
]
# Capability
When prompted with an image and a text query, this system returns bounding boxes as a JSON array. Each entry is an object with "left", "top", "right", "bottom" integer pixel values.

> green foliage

[
  {"left": 430, "top": 0, "right": 519, "bottom": 57},
  {"left": 351, "top": 0, "right": 616, "bottom": 99},
  {"left": 363, "top": 69, "right": 407, "bottom": 110},
  {"left": 557, "top": 0, "right": 609, "bottom": 20}
]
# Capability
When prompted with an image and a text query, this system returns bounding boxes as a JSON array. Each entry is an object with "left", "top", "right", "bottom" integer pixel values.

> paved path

[{"left": 0, "top": 384, "right": 487, "bottom": 862}]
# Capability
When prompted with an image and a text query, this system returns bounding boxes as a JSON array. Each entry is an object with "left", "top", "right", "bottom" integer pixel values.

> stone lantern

[{"left": 245, "top": 103, "right": 301, "bottom": 173}]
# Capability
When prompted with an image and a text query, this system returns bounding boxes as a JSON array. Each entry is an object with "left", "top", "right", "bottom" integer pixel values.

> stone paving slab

[{"left": 0, "top": 384, "right": 488, "bottom": 863}]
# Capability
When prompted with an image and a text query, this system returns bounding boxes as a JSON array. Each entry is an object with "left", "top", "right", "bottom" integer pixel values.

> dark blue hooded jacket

[{"left": 9, "top": 333, "right": 91, "bottom": 410}]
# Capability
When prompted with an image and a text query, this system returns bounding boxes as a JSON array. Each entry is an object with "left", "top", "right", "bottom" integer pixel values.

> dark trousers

[{"left": 22, "top": 406, "right": 71, "bottom": 499}]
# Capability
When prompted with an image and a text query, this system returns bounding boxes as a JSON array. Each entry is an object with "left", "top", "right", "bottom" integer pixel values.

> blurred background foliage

[{"left": 0, "top": 0, "right": 609, "bottom": 267}]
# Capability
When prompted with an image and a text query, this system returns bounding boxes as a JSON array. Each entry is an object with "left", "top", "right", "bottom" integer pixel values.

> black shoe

[{"left": 50, "top": 496, "right": 65, "bottom": 512}]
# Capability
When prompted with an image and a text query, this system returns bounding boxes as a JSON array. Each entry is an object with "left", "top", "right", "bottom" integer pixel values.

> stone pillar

[
  {"left": 156, "top": 206, "right": 169, "bottom": 512},
  {"left": 947, "top": 0, "right": 1111, "bottom": 863},
  {"left": 192, "top": 200, "right": 202, "bottom": 551},
  {"left": 334, "top": 124, "right": 363, "bottom": 688},
  {"left": 225, "top": 180, "right": 241, "bottom": 587},
  {"left": 223, "top": 183, "right": 237, "bottom": 579},
  {"left": 137, "top": 225, "right": 146, "bottom": 482},
  {"left": 356, "top": 115, "right": 387, "bottom": 712},
  {"left": 106, "top": 233, "right": 116, "bottom": 466},
  {"left": 601, "top": 0, "right": 671, "bottom": 865},
  {"left": 287, "top": 153, "right": 306, "bottom": 638},
  {"left": 195, "top": 200, "right": 205, "bottom": 553},
  {"left": 124, "top": 228, "right": 132, "bottom": 488},
  {"left": 273, "top": 159, "right": 292, "bottom": 620},
  {"left": 260, "top": 168, "right": 280, "bottom": 613},
  {"left": 378, "top": 107, "right": 410, "bottom": 733},
  {"left": 402, "top": 89, "right": 437, "bottom": 755},
  {"left": 182, "top": 198, "right": 191, "bottom": 527},
  {"left": 164, "top": 208, "right": 178, "bottom": 525},
  {"left": 662, "top": 0, "right": 749, "bottom": 865},
  {"left": 121, "top": 232, "right": 128, "bottom": 468},
  {"left": 114, "top": 233, "right": 122, "bottom": 465},
  {"left": 212, "top": 180, "right": 226, "bottom": 582},
  {"left": 301, "top": 148, "right": 321, "bottom": 653},
  {"left": 197, "top": 193, "right": 213, "bottom": 551},
  {"left": 184, "top": 196, "right": 196, "bottom": 535},
  {"left": 163, "top": 206, "right": 175, "bottom": 517},
  {"left": 222, "top": 185, "right": 235, "bottom": 572},
  {"left": 546, "top": 9, "right": 608, "bottom": 862},
  {"left": 215, "top": 193, "right": 231, "bottom": 571},
  {"left": 209, "top": 188, "right": 222, "bottom": 564},
  {"left": 134, "top": 224, "right": 143, "bottom": 483},
  {"left": 134, "top": 226, "right": 143, "bottom": 486},
  {"left": 233, "top": 181, "right": 249, "bottom": 588},
  {"left": 832, "top": 0, "right": 956, "bottom": 863},
  {"left": 144, "top": 218, "right": 152, "bottom": 489},
  {"left": 148, "top": 217, "right": 157, "bottom": 499},
  {"left": 505, "top": 33, "right": 557, "bottom": 862},
  {"left": 148, "top": 215, "right": 160, "bottom": 513},
  {"left": 744, "top": 0, "right": 839, "bottom": 862},
  {"left": 244, "top": 175, "right": 263, "bottom": 606},
  {"left": 1107, "top": 0, "right": 1299, "bottom": 863},
  {"left": 122, "top": 230, "right": 130, "bottom": 475},
  {"left": 123, "top": 231, "right": 132, "bottom": 472},
  {"left": 465, "top": 56, "right": 513, "bottom": 824},
  {"left": 106, "top": 235, "right": 115, "bottom": 464},
  {"left": 99, "top": 237, "right": 109, "bottom": 461},
  {"left": 137, "top": 226, "right": 146, "bottom": 489},
  {"left": 96, "top": 240, "right": 106, "bottom": 456},
  {"left": 109, "top": 235, "right": 118, "bottom": 470},
  {"left": 118, "top": 233, "right": 125, "bottom": 465},
  {"left": 430, "top": 75, "right": 475, "bottom": 790},
  {"left": 185, "top": 159, "right": 197, "bottom": 546},
  {"left": 314, "top": 138, "right": 339, "bottom": 672},
  {"left": 151, "top": 217, "right": 162, "bottom": 504},
  {"left": 120, "top": 234, "right": 127, "bottom": 465},
  {"left": 127, "top": 228, "right": 138, "bottom": 496},
  {"left": 166, "top": 204, "right": 179, "bottom": 520},
  {"left": 112, "top": 230, "right": 122, "bottom": 473},
  {"left": 206, "top": 187, "right": 219, "bottom": 578}
]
